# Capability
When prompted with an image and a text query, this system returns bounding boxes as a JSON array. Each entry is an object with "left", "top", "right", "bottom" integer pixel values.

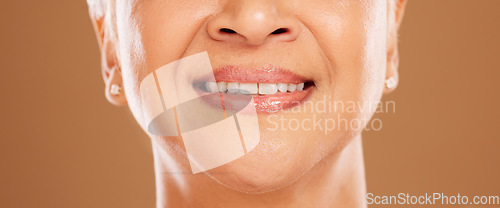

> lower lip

[{"left": 194, "top": 87, "right": 314, "bottom": 114}]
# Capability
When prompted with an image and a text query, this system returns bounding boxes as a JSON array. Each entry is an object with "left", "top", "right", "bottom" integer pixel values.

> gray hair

[{"left": 86, "top": 0, "right": 117, "bottom": 41}]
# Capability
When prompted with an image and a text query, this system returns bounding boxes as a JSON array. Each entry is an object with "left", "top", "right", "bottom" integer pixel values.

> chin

[{"left": 203, "top": 135, "right": 328, "bottom": 194}]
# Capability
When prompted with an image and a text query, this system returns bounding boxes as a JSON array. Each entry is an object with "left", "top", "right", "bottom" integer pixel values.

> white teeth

[
  {"left": 259, "top": 83, "right": 278, "bottom": 94},
  {"left": 206, "top": 82, "right": 306, "bottom": 94},
  {"left": 227, "top": 82, "right": 240, "bottom": 93},
  {"left": 217, "top": 82, "right": 227, "bottom": 92},
  {"left": 278, "top": 83, "right": 288, "bottom": 92},
  {"left": 206, "top": 82, "right": 219, "bottom": 93},
  {"left": 239, "top": 83, "right": 258, "bottom": 94},
  {"left": 297, "top": 83, "right": 304, "bottom": 91}
]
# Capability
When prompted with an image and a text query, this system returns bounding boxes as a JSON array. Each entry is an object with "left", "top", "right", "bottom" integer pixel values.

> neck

[{"left": 152, "top": 135, "right": 366, "bottom": 208}]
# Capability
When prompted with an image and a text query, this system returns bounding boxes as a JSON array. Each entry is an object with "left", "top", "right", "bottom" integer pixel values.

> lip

[{"left": 193, "top": 65, "right": 315, "bottom": 113}]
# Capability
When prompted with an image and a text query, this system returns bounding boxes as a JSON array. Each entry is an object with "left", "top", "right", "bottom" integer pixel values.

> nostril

[
  {"left": 271, "top": 28, "right": 288, "bottom": 35},
  {"left": 220, "top": 28, "right": 237, "bottom": 34}
]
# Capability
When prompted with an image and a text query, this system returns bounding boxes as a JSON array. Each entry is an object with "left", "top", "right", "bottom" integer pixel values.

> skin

[{"left": 89, "top": 0, "right": 406, "bottom": 207}]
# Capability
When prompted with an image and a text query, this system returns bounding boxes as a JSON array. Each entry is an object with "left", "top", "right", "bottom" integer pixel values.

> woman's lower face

[{"left": 116, "top": 0, "right": 389, "bottom": 193}]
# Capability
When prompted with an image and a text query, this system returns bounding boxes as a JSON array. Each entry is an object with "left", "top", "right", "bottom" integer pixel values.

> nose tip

[{"left": 207, "top": 3, "right": 301, "bottom": 46}]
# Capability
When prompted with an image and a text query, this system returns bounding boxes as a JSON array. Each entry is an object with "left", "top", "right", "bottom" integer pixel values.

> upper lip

[{"left": 196, "top": 65, "right": 310, "bottom": 84}]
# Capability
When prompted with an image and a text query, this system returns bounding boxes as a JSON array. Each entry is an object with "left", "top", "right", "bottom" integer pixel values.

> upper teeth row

[{"left": 205, "top": 82, "right": 305, "bottom": 95}]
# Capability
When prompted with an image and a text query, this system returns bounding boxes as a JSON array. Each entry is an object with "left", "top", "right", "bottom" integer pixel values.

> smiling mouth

[{"left": 193, "top": 65, "right": 315, "bottom": 113}]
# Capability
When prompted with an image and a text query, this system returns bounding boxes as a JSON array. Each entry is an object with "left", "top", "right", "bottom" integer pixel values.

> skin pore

[{"left": 88, "top": 0, "right": 406, "bottom": 207}]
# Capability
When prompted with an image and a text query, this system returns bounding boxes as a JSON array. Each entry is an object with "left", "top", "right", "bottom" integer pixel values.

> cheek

[
  {"left": 326, "top": 2, "right": 388, "bottom": 123},
  {"left": 297, "top": 0, "right": 388, "bottom": 104},
  {"left": 281, "top": 0, "right": 389, "bottom": 145},
  {"left": 115, "top": 0, "right": 217, "bottom": 129},
  {"left": 135, "top": 0, "right": 216, "bottom": 70}
]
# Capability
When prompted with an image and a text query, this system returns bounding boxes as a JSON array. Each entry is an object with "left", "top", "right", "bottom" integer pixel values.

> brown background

[{"left": 1, "top": 0, "right": 499, "bottom": 207}]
